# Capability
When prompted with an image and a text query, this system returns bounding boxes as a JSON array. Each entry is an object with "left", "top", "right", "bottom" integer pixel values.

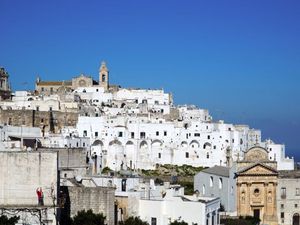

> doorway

[
  {"left": 253, "top": 209, "right": 260, "bottom": 220},
  {"left": 293, "top": 213, "right": 300, "bottom": 225}
]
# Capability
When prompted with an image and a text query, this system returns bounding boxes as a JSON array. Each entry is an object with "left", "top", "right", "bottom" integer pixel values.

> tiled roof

[
  {"left": 201, "top": 166, "right": 230, "bottom": 177},
  {"left": 37, "top": 81, "right": 72, "bottom": 86}
]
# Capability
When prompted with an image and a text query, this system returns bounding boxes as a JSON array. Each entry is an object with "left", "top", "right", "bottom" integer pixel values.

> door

[
  {"left": 253, "top": 209, "right": 260, "bottom": 220},
  {"left": 293, "top": 213, "right": 300, "bottom": 225}
]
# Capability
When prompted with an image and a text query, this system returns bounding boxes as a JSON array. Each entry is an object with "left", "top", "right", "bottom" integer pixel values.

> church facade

[
  {"left": 236, "top": 146, "right": 278, "bottom": 225},
  {"left": 35, "top": 61, "right": 109, "bottom": 95}
]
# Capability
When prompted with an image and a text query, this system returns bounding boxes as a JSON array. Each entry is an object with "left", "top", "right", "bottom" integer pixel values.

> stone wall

[
  {"left": 67, "top": 186, "right": 115, "bottom": 225},
  {"left": 39, "top": 148, "right": 87, "bottom": 169},
  {"left": 164, "top": 107, "right": 179, "bottom": 121},
  {"left": 0, "top": 109, "right": 78, "bottom": 133}
]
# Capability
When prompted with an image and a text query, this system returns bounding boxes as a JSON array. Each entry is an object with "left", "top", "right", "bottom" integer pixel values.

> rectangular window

[
  {"left": 185, "top": 152, "right": 189, "bottom": 158},
  {"left": 281, "top": 212, "right": 284, "bottom": 219},
  {"left": 131, "top": 132, "right": 135, "bottom": 139},
  {"left": 194, "top": 133, "right": 200, "bottom": 137},
  {"left": 207, "top": 135, "right": 210, "bottom": 139},
  {"left": 158, "top": 153, "right": 161, "bottom": 158},
  {"left": 281, "top": 187, "right": 286, "bottom": 199},
  {"left": 151, "top": 218, "right": 157, "bottom": 225},
  {"left": 118, "top": 132, "right": 123, "bottom": 137},
  {"left": 281, "top": 204, "right": 284, "bottom": 209},
  {"left": 164, "top": 131, "right": 167, "bottom": 136},
  {"left": 154, "top": 100, "right": 159, "bottom": 105},
  {"left": 49, "top": 107, "right": 52, "bottom": 111},
  {"left": 36, "top": 106, "right": 39, "bottom": 111},
  {"left": 296, "top": 188, "right": 300, "bottom": 196},
  {"left": 140, "top": 132, "right": 146, "bottom": 139},
  {"left": 95, "top": 132, "right": 98, "bottom": 137},
  {"left": 156, "top": 131, "right": 159, "bottom": 136}
]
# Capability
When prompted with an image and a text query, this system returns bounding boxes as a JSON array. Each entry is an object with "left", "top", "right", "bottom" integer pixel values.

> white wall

[
  {"left": 138, "top": 189, "right": 220, "bottom": 225},
  {"left": 0, "top": 151, "right": 57, "bottom": 206}
]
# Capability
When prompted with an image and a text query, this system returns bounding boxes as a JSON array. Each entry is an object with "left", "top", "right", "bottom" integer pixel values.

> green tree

[
  {"left": 0, "top": 215, "right": 20, "bottom": 225},
  {"left": 72, "top": 209, "right": 106, "bottom": 225},
  {"left": 119, "top": 216, "right": 149, "bottom": 225},
  {"left": 221, "top": 216, "right": 260, "bottom": 225},
  {"left": 169, "top": 220, "right": 188, "bottom": 225}
]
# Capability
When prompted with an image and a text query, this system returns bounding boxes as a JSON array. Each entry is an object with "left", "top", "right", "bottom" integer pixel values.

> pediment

[
  {"left": 238, "top": 163, "right": 277, "bottom": 176},
  {"left": 244, "top": 147, "right": 269, "bottom": 161}
]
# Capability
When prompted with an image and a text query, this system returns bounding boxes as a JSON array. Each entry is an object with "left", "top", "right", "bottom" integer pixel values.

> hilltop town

[{"left": 0, "top": 63, "right": 299, "bottom": 225}]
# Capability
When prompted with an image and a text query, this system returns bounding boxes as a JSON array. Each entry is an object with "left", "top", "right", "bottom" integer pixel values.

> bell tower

[{"left": 99, "top": 61, "right": 109, "bottom": 91}]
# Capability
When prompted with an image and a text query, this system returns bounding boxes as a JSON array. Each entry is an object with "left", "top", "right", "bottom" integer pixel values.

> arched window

[
  {"left": 210, "top": 176, "right": 213, "bottom": 187},
  {"left": 241, "top": 191, "right": 245, "bottom": 203},
  {"left": 202, "top": 184, "right": 206, "bottom": 195},
  {"left": 219, "top": 178, "right": 223, "bottom": 189},
  {"left": 102, "top": 74, "right": 106, "bottom": 82}
]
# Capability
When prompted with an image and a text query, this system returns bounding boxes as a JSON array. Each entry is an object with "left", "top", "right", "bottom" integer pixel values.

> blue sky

[{"left": 1, "top": 0, "right": 300, "bottom": 159}]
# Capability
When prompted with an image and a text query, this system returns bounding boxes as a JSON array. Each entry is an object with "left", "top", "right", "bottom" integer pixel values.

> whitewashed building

[
  {"left": 138, "top": 186, "right": 220, "bottom": 225},
  {"left": 0, "top": 62, "right": 294, "bottom": 171}
]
